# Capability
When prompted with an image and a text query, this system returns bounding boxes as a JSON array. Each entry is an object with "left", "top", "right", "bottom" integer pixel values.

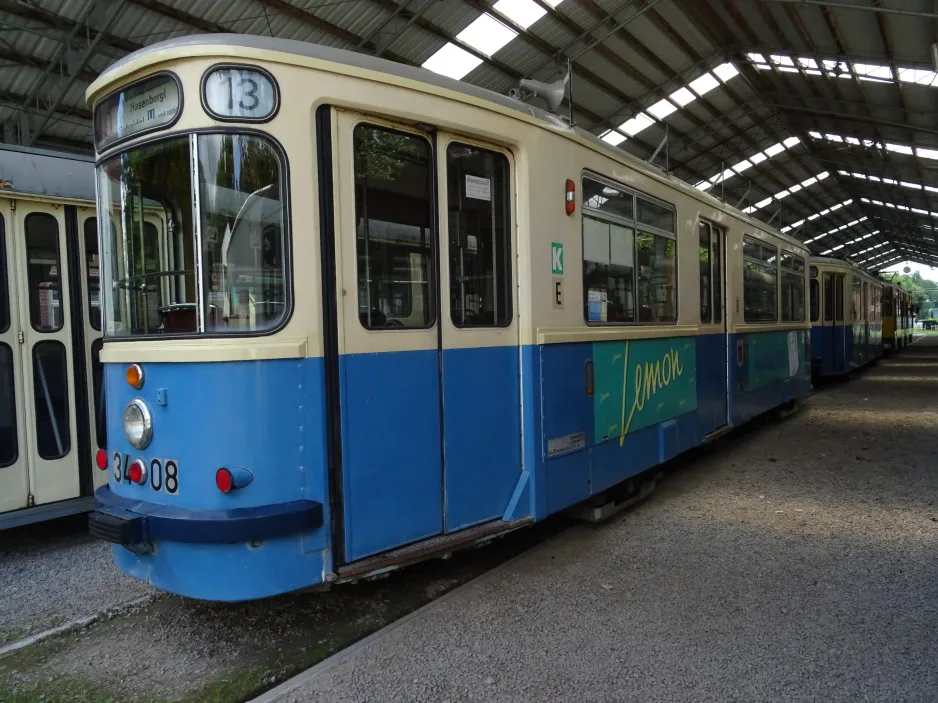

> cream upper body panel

[{"left": 88, "top": 34, "right": 810, "bottom": 357}]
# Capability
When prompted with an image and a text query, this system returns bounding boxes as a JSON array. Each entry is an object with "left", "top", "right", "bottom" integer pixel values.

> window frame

[
  {"left": 742, "top": 234, "right": 779, "bottom": 324},
  {"left": 95, "top": 127, "right": 294, "bottom": 340},
  {"left": 0, "top": 342, "right": 17, "bottom": 468},
  {"left": 24, "top": 212, "right": 64, "bottom": 334},
  {"left": 779, "top": 250, "right": 806, "bottom": 323},
  {"left": 0, "top": 212, "right": 8, "bottom": 334},
  {"left": 353, "top": 121, "right": 437, "bottom": 332},
  {"left": 810, "top": 278, "right": 820, "bottom": 323},
  {"left": 445, "top": 140, "right": 513, "bottom": 329},
  {"left": 581, "top": 171, "right": 677, "bottom": 327}
]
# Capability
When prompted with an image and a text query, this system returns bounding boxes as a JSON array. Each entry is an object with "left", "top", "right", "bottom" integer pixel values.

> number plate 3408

[{"left": 112, "top": 452, "right": 180, "bottom": 495}]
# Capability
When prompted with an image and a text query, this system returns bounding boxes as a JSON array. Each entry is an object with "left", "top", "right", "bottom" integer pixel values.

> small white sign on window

[{"left": 465, "top": 174, "right": 491, "bottom": 201}]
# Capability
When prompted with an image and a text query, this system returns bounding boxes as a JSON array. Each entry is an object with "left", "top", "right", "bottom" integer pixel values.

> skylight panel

[
  {"left": 755, "top": 64, "right": 772, "bottom": 71},
  {"left": 647, "top": 98, "right": 678, "bottom": 120},
  {"left": 764, "top": 142, "right": 786, "bottom": 157},
  {"left": 846, "top": 137, "right": 860, "bottom": 145},
  {"left": 754, "top": 197, "right": 772, "bottom": 209},
  {"left": 806, "top": 69, "right": 823, "bottom": 76},
  {"left": 689, "top": 72, "right": 720, "bottom": 96},
  {"left": 802, "top": 176, "right": 818, "bottom": 187},
  {"left": 770, "top": 55, "right": 795, "bottom": 66},
  {"left": 694, "top": 180, "right": 712, "bottom": 191},
  {"left": 917, "top": 148, "right": 938, "bottom": 160},
  {"left": 901, "top": 181, "right": 923, "bottom": 190},
  {"left": 775, "top": 189, "right": 791, "bottom": 200},
  {"left": 732, "top": 159, "right": 754, "bottom": 174},
  {"left": 750, "top": 152, "right": 768, "bottom": 165},
  {"left": 809, "top": 131, "right": 822, "bottom": 139},
  {"left": 798, "top": 57, "right": 819, "bottom": 69},
  {"left": 713, "top": 62, "right": 740, "bottom": 82},
  {"left": 669, "top": 87, "right": 696, "bottom": 106},
  {"left": 788, "top": 183, "right": 803, "bottom": 194},
  {"left": 854, "top": 63, "right": 893, "bottom": 81},
  {"left": 778, "top": 66, "right": 799, "bottom": 74},
  {"left": 600, "top": 129, "right": 626, "bottom": 146},
  {"left": 825, "top": 134, "right": 844, "bottom": 143},
  {"left": 783, "top": 136, "right": 800, "bottom": 149},
  {"left": 457, "top": 13, "right": 517, "bottom": 56},
  {"left": 897, "top": 67, "right": 938, "bottom": 86},
  {"left": 493, "top": 0, "right": 546, "bottom": 28},
  {"left": 747, "top": 52, "right": 766, "bottom": 63},
  {"left": 422, "top": 43, "right": 483, "bottom": 79},
  {"left": 710, "top": 168, "right": 736, "bottom": 184},
  {"left": 620, "top": 112, "right": 655, "bottom": 136},
  {"left": 885, "top": 142, "right": 914, "bottom": 155}
]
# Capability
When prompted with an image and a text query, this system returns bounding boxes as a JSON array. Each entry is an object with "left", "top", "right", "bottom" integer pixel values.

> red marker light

[
  {"left": 128, "top": 459, "right": 147, "bottom": 485},
  {"left": 216, "top": 468, "right": 234, "bottom": 494},
  {"left": 565, "top": 179, "right": 576, "bottom": 215},
  {"left": 95, "top": 449, "right": 108, "bottom": 470}
]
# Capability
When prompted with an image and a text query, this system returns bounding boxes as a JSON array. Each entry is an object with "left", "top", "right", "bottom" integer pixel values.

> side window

[
  {"left": 0, "top": 343, "right": 16, "bottom": 468},
  {"left": 712, "top": 226, "right": 722, "bottom": 323},
  {"left": 863, "top": 282, "right": 869, "bottom": 322},
  {"left": 32, "top": 340, "right": 70, "bottom": 459},
  {"left": 25, "top": 213, "right": 63, "bottom": 333},
  {"left": 0, "top": 213, "right": 8, "bottom": 334},
  {"left": 810, "top": 279, "right": 819, "bottom": 322},
  {"left": 581, "top": 176, "right": 676, "bottom": 325},
  {"left": 699, "top": 222, "right": 710, "bottom": 322},
  {"left": 835, "top": 276, "right": 844, "bottom": 322},
  {"left": 583, "top": 215, "right": 635, "bottom": 323},
  {"left": 354, "top": 124, "right": 433, "bottom": 330},
  {"left": 823, "top": 275, "right": 833, "bottom": 322},
  {"left": 780, "top": 252, "right": 805, "bottom": 322},
  {"left": 446, "top": 143, "right": 511, "bottom": 328},
  {"left": 84, "top": 218, "right": 101, "bottom": 331},
  {"left": 742, "top": 236, "right": 777, "bottom": 323}
]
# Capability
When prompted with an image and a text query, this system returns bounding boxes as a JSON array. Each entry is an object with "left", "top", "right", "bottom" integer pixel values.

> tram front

[{"left": 86, "top": 41, "right": 329, "bottom": 600}]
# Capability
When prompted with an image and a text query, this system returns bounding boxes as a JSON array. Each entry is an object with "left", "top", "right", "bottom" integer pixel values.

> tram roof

[
  {"left": 0, "top": 144, "right": 95, "bottom": 202},
  {"left": 89, "top": 33, "right": 808, "bottom": 254}
]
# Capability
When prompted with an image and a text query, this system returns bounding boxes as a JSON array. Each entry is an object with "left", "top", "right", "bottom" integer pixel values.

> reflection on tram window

[
  {"left": 198, "top": 134, "right": 287, "bottom": 333},
  {"left": 354, "top": 124, "right": 433, "bottom": 330},
  {"left": 83, "top": 218, "right": 101, "bottom": 331},
  {"left": 0, "top": 214, "right": 8, "bottom": 334},
  {"left": 98, "top": 136, "right": 196, "bottom": 336},
  {"left": 25, "top": 213, "right": 63, "bottom": 333},
  {"left": 32, "top": 341, "right": 70, "bottom": 460},
  {"left": 91, "top": 338, "right": 106, "bottom": 450},
  {"left": 0, "top": 343, "right": 16, "bottom": 468},
  {"left": 446, "top": 143, "right": 511, "bottom": 328}
]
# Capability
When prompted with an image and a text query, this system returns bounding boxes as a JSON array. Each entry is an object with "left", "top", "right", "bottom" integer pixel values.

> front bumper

[{"left": 89, "top": 486, "right": 324, "bottom": 547}]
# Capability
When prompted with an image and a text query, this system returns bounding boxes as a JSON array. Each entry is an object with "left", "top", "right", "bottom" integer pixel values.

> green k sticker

[{"left": 551, "top": 242, "right": 564, "bottom": 275}]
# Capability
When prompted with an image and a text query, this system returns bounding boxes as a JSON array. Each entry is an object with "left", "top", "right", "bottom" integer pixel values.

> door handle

[{"left": 585, "top": 360, "right": 594, "bottom": 398}]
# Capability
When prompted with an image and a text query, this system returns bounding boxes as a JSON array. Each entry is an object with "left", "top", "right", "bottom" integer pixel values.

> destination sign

[{"left": 94, "top": 74, "right": 180, "bottom": 150}]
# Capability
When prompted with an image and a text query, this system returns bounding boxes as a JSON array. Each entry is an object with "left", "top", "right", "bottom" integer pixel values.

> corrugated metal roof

[{"left": 0, "top": 0, "right": 936, "bottom": 268}]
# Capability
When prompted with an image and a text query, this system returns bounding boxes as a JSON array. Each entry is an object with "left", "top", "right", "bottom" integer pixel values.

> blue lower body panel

[
  {"left": 532, "top": 331, "right": 810, "bottom": 517},
  {"left": 94, "top": 358, "right": 331, "bottom": 601}
]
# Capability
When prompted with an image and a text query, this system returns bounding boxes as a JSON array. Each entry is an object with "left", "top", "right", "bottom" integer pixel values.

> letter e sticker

[{"left": 553, "top": 277, "right": 564, "bottom": 309}]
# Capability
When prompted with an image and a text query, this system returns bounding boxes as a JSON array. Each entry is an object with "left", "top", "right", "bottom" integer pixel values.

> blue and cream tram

[
  {"left": 87, "top": 35, "right": 811, "bottom": 601},
  {"left": 0, "top": 145, "right": 108, "bottom": 528},
  {"left": 809, "top": 257, "right": 883, "bottom": 378}
]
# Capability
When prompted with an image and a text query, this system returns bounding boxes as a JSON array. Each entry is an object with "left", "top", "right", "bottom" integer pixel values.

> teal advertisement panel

[
  {"left": 745, "top": 329, "right": 808, "bottom": 390},
  {"left": 593, "top": 337, "right": 697, "bottom": 446}
]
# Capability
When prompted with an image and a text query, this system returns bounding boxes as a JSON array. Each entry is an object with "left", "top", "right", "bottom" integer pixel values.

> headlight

[{"left": 123, "top": 399, "right": 153, "bottom": 450}]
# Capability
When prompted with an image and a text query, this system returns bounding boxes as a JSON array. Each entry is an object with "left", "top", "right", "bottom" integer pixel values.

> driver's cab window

[{"left": 354, "top": 123, "right": 434, "bottom": 330}]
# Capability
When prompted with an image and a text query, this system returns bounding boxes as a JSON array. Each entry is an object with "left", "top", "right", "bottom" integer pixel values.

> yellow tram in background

[{"left": 0, "top": 145, "right": 108, "bottom": 527}]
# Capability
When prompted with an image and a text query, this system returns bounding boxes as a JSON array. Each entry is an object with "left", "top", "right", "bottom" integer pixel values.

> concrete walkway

[{"left": 256, "top": 337, "right": 938, "bottom": 703}]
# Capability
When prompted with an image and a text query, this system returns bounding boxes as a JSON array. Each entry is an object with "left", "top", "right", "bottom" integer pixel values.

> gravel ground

[
  {"left": 0, "top": 516, "right": 157, "bottom": 645},
  {"left": 259, "top": 339, "right": 938, "bottom": 703}
]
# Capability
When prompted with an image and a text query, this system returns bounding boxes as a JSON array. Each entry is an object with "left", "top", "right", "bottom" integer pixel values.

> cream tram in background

[
  {"left": 809, "top": 256, "right": 883, "bottom": 377},
  {"left": 0, "top": 145, "right": 109, "bottom": 528},
  {"left": 86, "top": 35, "right": 811, "bottom": 601}
]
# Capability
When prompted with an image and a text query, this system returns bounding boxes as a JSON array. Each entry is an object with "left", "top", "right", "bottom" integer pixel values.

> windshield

[{"left": 96, "top": 133, "right": 287, "bottom": 337}]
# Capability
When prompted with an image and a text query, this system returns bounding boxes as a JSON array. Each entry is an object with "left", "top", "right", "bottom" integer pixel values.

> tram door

[
  {"left": 0, "top": 198, "right": 29, "bottom": 513},
  {"left": 7, "top": 200, "right": 81, "bottom": 506},
  {"left": 328, "top": 110, "right": 521, "bottom": 563},
  {"left": 78, "top": 207, "right": 107, "bottom": 491}
]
